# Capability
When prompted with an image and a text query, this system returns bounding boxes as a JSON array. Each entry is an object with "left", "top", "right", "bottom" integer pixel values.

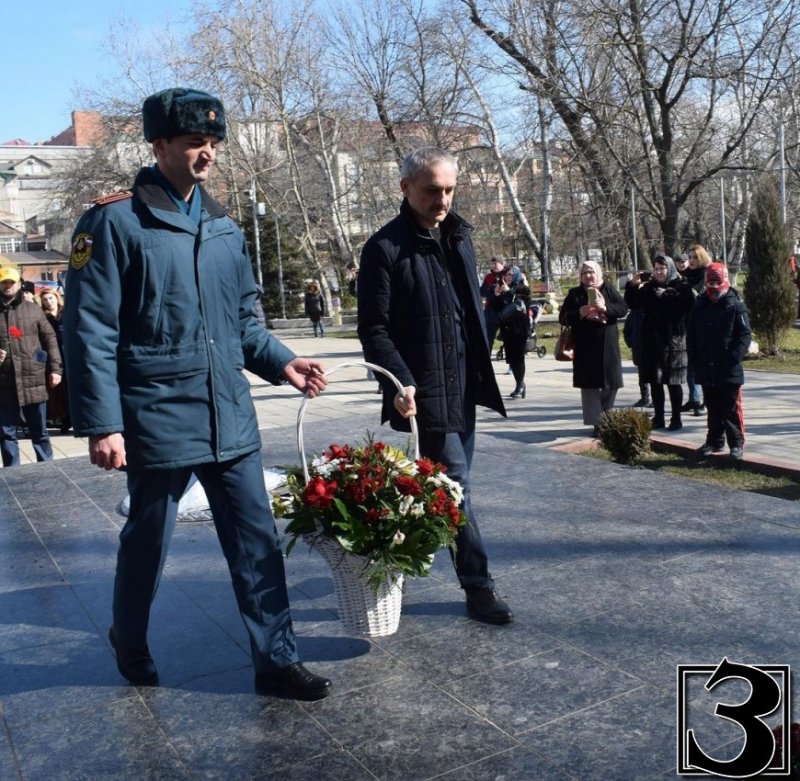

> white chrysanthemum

[
  {"left": 398, "top": 494, "right": 415, "bottom": 516},
  {"left": 310, "top": 457, "right": 338, "bottom": 478},
  {"left": 432, "top": 473, "right": 464, "bottom": 504},
  {"left": 409, "top": 502, "right": 425, "bottom": 517}
]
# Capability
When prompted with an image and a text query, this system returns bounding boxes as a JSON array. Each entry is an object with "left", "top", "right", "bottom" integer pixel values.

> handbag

[
  {"left": 554, "top": 325, "right": 575, "bottom": 361},
  {"left": 499, "top": 297, "right": 526, "bottom": 324}
]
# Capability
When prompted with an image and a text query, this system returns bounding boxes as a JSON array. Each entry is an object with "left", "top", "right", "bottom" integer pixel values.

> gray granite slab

[
  {"left": 10, "top": 696, "right": 193, "bottom": 781},
  {"left": 374, "top": 618, "right": 562, "bottom": 685},
  {"left": 520, "top": 686, "right": 680, "bottom": 780},
  {"left": 434, "top": 746, "right": 574, "bottom": 780},
  {"left": 442, "top": 643, "right": 646, "bottom": 737},
  {"left": 0, "top": 723, "right": 20, "bottom": 781},
  {"left": 310, "top": 669, "right": 518, "bottom": 781},
  {"left": 0, "top": 631, "right": 134, "bottom": 729},
  {"left": 3, "top": 410, "right": 800, "bottom": 780},
  {"left": 139, "top": 677, "right": 339, "bottom": 778}
]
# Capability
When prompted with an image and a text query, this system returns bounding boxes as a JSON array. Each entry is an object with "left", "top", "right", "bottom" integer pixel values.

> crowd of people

[
  {"left": 0, "top": 84, "right": 764, "bottom": 702},
  {"left": 548, "top": 246, "right": 750, "bottom": 460},
  {"left": 0, "top": 268, "right": 69, "bottom": 467}
]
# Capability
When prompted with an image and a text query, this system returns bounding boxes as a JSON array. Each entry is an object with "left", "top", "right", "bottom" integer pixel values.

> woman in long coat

[
  {"left": 624, "top": 255, "right": 693, "bottom": 431},
  {"left": 493, "top": 265, "right": 531, "bottom": 399},
  {"left": 559, "top": 260, "right": 628, "bottom": 432}
]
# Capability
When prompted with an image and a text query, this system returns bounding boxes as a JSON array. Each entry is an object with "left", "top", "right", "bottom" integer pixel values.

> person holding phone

[
  {"left": 624, "top": 255, "right": 694, "bottom": 431},
  {"left": 558, "top": 260, "right": 628, "bottom": 434}
]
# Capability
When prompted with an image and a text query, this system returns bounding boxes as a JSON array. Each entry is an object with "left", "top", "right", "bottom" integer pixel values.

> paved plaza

[{"left": 1, "top": 333, "right": 798, "bottom": 779}]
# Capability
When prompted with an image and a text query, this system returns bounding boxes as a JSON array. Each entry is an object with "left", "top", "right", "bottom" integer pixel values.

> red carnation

[
  {"left": 395, "top": 475, "right": 423, "bottom": 496},
  {"left": 8, "top": 326, "right": 22, "bottom": 339},
  {"left": 415, "top": 458, "right": 436, "bottom": 476}
]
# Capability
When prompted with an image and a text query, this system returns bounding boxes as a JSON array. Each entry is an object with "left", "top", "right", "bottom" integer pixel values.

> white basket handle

[{"left": 297, "top": 360, "right": 421, "bottom": 482}]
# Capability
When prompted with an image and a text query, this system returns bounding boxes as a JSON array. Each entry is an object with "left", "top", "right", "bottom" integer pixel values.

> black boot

[
  {"left": 651, "top": 384, "right": 666, "bottom": 428},
  {"left": 509, "top": 363, "right": 526, "bottom": 399},
  {"left": 667, "top": 414, "right": 682, "bottom": 431}
]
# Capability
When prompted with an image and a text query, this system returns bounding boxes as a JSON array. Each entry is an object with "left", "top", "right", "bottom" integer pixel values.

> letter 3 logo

[{"left": 677, "top": 657, "right": 791, "bottom": 777}]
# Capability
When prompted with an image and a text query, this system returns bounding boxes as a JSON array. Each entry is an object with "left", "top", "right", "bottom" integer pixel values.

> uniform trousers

[
  {"left": 702, "top": 384, "right": 745, "bottom": 449},
  {"left": 115, "top": 449, "right": 298, "bottom": 673},
  {"left": 0, "top": 401, "right": 52, "bottom": 467},
  {"left": 417, "top": 402, "right": 492, "bottom": 589}
]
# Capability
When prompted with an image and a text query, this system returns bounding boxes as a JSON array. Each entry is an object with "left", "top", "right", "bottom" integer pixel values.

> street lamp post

[{"left": 274, "top": 210, "right": 286, "bottom": 320}]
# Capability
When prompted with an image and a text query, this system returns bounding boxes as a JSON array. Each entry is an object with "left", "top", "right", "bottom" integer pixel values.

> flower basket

[
  {"left": 304, "top": 530, "right": 403, "bottom": 636},
  {"left": 274, "top": 361, "right": 466, "bottom": 637}
]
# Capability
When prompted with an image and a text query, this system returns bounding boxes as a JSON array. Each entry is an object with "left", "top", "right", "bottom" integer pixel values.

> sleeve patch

[{"left": 70, "top": 233, "right": 93, "bottom": 270}]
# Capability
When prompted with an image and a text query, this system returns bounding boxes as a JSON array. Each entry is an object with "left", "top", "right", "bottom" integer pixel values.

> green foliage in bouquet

[
  {"left": 273, "top": 437, "right": 467, "bottom": 590},
  {"left": 596, "top": 408, "right": 653, "bottom": 466}
]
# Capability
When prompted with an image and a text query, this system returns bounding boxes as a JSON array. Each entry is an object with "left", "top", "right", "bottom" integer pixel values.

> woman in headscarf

[
  {"left": 681, "top": 244, "right": 714, "bottom": 415},
  {"left": 492, "top": 265, "right": 531, "bottom": 399},
  {"left": 624, "top": 254, "right": 693, "bottom": 431},
  {"left": 559, "top": 260, "right": 628, "bottom": 434}
]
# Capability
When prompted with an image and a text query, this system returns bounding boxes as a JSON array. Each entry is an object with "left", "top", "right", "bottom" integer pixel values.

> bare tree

[{"left": 463, "top": 0, "right": 800, "bottom": 259}]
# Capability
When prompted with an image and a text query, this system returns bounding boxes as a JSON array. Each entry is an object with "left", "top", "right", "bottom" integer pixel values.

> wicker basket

[
  {"left": 296, "top": 361, "right": 419, "bottom": 638},
  {"left": 304, "top": 532, "right": 404, "bottom": 636}
]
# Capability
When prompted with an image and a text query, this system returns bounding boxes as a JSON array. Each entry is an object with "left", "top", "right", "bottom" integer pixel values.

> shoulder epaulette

[{"left": 94, "top": 191, "right": 133, "bottom": 206}]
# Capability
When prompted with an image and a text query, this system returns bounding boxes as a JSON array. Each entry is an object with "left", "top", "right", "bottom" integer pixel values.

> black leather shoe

[
  {"left": 465, "top": 587, "right": 514, "bottom": 625},
  {"left": 108, "top": 627, "right": 159, "bottom": 686},
  {"left": 255, "top": 663, "right": 332, "bottom": 701}
]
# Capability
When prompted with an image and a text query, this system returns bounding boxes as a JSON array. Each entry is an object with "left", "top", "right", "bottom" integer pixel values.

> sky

[{"left": 3, "top": 0, "right": 194, "bottom": 144}]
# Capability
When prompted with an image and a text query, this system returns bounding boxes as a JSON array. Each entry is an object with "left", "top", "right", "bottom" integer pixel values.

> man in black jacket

[{"left": 357, "top": 147, "right": 513, "bottom": 624}]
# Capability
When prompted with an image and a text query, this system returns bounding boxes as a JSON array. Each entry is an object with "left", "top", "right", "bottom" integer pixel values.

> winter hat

[
  {"left": 142, "top": 88, "right": 226, "bottom": 142},
  {"left": 705, "top": 262, "right": 730, "bottom": 302}
]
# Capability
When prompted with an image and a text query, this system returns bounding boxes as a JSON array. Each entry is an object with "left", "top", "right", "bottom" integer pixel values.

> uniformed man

[{"left": 63, "top": 87, "right": 332, "bottom": 700}]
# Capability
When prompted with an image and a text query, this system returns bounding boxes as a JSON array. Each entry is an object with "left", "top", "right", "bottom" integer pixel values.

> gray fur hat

[{"left": 142, "top": 88, "right": 226, "bottom": 142}]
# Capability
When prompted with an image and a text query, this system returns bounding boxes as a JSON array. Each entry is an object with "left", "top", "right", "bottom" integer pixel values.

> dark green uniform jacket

[{"left": 63, "top": 167, "right": 295, "bottom": 469}]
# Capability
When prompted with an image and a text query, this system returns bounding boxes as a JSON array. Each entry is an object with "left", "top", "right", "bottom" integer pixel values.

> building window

[{"left": 0, "top": 237, "right": 23, "bottom": 253}]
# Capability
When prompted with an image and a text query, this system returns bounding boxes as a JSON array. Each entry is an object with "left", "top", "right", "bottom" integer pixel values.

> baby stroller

[{"left": 495, "top": 303, "right": 547, "bottom": 360}]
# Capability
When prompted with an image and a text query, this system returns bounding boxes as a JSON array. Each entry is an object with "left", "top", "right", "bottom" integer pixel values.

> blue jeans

[
  {"left": 0, "top": 401, "right": 52, "bottom": 467},
  {"left": 686, "top": 364, "right": 702, "bottom": 404},
  {"left": 417, "top": 403, "right": 492, "bottom": 590},
  {"left": 115, "top": 450, "right": 298, "bottom": 673}
]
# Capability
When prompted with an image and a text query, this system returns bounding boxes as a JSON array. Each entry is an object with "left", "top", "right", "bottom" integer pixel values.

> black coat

[
  {"left": 687, "top": 290, "right": 751, "bottom": 386},
  {"left": 624, "top": 277, "right": 693, "bottom": 385},
  {"left": 497, "top": 283, "right": 531, "bottom": 364},
  {"left": 357, "top": 200, "right": 506, "bottom": 433},
  {"left": 559, "top": 282, "right": 628, "bottom": 389}
]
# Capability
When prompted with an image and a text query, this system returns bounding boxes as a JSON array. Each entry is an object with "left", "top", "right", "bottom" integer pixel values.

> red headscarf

[{"left": 705, "top": 262, "right": 730, "bottom": 302}]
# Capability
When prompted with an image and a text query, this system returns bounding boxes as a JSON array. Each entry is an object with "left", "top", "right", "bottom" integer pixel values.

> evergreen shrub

[{"left": 596, "top": 408, "right": 653, "bottom": 466}]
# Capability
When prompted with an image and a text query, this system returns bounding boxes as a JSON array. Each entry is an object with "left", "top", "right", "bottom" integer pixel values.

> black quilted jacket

[{"left": 357, "top": 200, "right": 505, "bottom": 433}]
